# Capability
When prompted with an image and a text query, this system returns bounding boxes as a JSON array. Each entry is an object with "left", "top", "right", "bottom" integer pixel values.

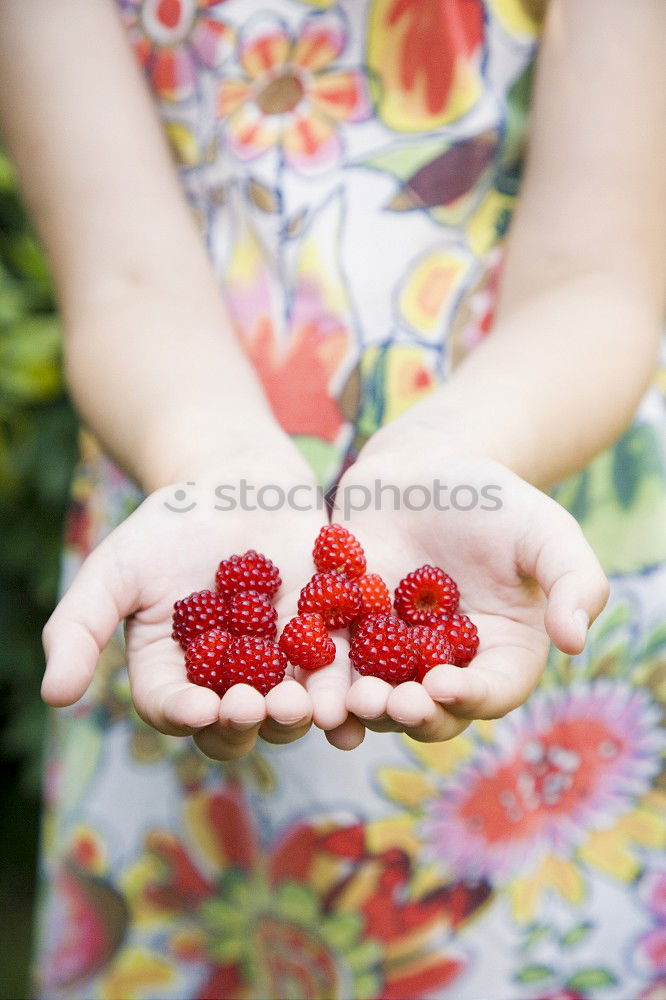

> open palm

[
  {"left": 42, "top": 476, "right": 328, "bottom": 761},
  {"left": 309, "top": 457, "right": 609, "bottom": 748}
]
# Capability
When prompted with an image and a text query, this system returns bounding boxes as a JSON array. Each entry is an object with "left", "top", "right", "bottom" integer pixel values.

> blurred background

[{"left": 0, "top": 151, "right": 78, "bottom": 998}]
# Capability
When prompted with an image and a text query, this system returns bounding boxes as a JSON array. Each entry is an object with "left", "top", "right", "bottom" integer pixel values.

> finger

[
  {"left": 259, "top": 679, "right": 313, "bottom": 744},
  {"left": 266, "top": 678, "right": 312, "bottom": 725},
  {"left": 42, "top": 539, "right": 136, "bottom": 706},
  {"left": 385, "top": 682, "right": 471, "bottom": 742},
  {"left": 218, "top": 684, "right": 267, "bottom": 728},
  {"left": 298, "top": 634, "right": 352, "bottom": 731},
  {"left": 521, "top": 505, "right": 609, "bottom": 655},
  {"left": 192, "top": 684, "right": 267, "bottom": 761},
  {"left": 422, "top": 642, "right": 546, "bottom": 720},
  {"left": 325, "top": 715, "right": 366, "bottom": 750},
  {"left": 127, "top": 627, "right": 223, "bottom": 735},
  {"left": 259, "top": 719, "right": 313, "bottom": 744},
  {"left": 346, "top": 676, "right": 404, "bottom": 733},
  {"left": 193, "top": 723, "right": 259, "bottom": 762},
  {"left": 136, "top": 679, "right": 222, "bottom": 736}
]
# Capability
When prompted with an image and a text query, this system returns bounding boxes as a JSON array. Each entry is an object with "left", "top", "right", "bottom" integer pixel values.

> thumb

[
  {"left": 520, "top": 498, "right": 609, "bottom": 655},
  {"left": 41, "top": 534, "right": 138, "bottom": 706}
]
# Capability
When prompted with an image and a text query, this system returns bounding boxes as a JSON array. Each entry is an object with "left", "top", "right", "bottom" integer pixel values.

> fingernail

[
  {"left": 226, "top": 718, "right": 263, "bottom": 731},
  {"left": 424, "top": 681, "right": 460, "bottom": 704},
  {"left": 574, "top": 608, "right": 589, "bottom": 643},
  {"left": 276, "top": 716, "right": 309, "bottom": 728}
]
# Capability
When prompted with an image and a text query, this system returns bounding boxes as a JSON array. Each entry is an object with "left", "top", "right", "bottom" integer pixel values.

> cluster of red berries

[
  {"left": 172, "top": 524, "right": 479, "bottom": 697},
  {"left": 172, "top": 551, "right": 285, "bottom": 697}
]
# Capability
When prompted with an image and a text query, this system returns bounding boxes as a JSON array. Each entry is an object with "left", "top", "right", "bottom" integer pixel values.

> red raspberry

[
  {"left": 349, "top": 613, "right": 419, "bottom": 684},
  {"left": 220, "top": 636, "right": 287, "bottom": 696},
  {"left": 356, "top": 574, "right": 392, "bottom": 617},
  {"left": 223, "top": 590, "right": 277, "bottom": 638},
  {"left": 298, "top": 572, "right": 362, "bottom": 629},
  {"left": 411, "top": 625, "right": 456, "bottom": 682},
  {"left": 172, "top": 590, "right": 228, "bottom": 650},
  {"left": 279, "top": 613, "right": 336, "bottom": 671},
  {"left": 215, "top": 550, "right": 281, "bottom": 599},
  {"left": 429, "top": 612, "right": 479, "bottom": 666},
  {"left": 185, "top": 628, "right": 233, "bottom": 693},
  {"left": 313, "top": 524, "right": 366, "bottom": 579},
  {"left": 394, "top": 565, "right": 459, "bottom": 625}
]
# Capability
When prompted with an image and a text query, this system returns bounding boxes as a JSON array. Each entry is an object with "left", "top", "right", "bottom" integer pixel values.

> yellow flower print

[
  {"left": 100, "top": 951, "right": 175, "bottom": 1000},
  {"left": 397, "top": 246, "right": 475, "bottom": 341},
  {"left": 218, "top": 9, "right": 370, "bottom": 174}
]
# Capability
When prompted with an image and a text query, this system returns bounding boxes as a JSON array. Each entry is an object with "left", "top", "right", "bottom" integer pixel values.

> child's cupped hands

[
  {"left": 312, "top": 447, "right": 609, "bottom": 750},
  {"left": 41, "top": 437, "right": 610, "bottom": 760},
  {"left": 41, "top": 455, "right": 344, "bottom": 761}
]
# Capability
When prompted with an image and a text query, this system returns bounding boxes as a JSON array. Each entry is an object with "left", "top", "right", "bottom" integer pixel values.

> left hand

[{"left": 304, "top": 444, "right": 609, "bottom": 749}]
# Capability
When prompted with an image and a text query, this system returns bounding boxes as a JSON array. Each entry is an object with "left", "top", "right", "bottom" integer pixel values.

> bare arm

[
  {"left": 0, "top": 0, "right": 300, "bottom": 492},
  {"left": 365, "top": 0, "right": 666, "bottom": 488},
  {"left": 0, "top": 0, "right": 321, "bottom": 756},
  {"left": 332, "top": 0, "right": 659, "bottom": 742}
]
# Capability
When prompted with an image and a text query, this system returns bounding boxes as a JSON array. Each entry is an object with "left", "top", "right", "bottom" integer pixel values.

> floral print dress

[{"left": 35, "top": 2, "right": 666, "bottom": 998}]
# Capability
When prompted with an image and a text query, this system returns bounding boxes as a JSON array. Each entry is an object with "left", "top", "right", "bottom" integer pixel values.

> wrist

[
  {"left": 141, "top": 420, "right": 316, "bottom": 495},
  {"left": 358, "top": 391, "right": 483, "bottom": 467},
  {"left": 358, "top": 386, "right": 540, "bottom": 485}
]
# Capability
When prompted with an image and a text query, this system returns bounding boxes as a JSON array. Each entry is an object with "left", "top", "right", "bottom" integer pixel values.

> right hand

[{"left": 41, "top": 452, "right": 362, "bottom": 761}]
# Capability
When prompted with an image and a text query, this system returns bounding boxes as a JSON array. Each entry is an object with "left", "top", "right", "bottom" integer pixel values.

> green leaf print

[
  {"left": 293, "top": 436, "right": 343, "bottom": 491},
  {"left": 320, "top": 912, "right": 364, "bottom": 951},
  {"left": 554, "top": 423, "right": 666, "bottom": 575},
  {"left": 566, "top": 968, "right": 618, "bottom": 991},
  {"left": 585, "top": 606, "right": 633, "bottom": 678},
  {"left": 275, "top": 881, "right": 320, "bottom": 923},
  {"left": 521, "top": 923, "right": 552, "bottom": 950},
  {"left": 640, "top": 621, "right": 666, "bottom": 659},
  {"left": 356, "top": 347, "right": 389, "bottom": 440},
  {"left": 588, "top": 603, "right": 632, "bottom": 647},
  {"left": 359, "top": 137, "right": 450, "bottom": 183},
  {"left": 385, "top": 133, "right": 498, "bottom": 212},
  {"left": 514, "top": 964, "right": 555, "bottom": 985},
  {"left": 561, "top": 468, "right": 591, "bottom": 524},
  {"left": 503, "top": 62, "right": 535, "bottom": 166},
  {"left": 612, "top": 424, "right": 663, "bottom": 508},
  {"left": 60, "top": 717, "right": 103, "bottom": 815},
  {"left": 345, "top": 938, "right": 384, "bottom": 973},
  {"left": 560, "top": 921, "right": 594, "bottom": 948}
]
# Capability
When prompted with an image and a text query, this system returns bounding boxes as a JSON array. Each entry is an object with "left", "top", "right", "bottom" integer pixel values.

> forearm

[
  {"left": 65, "top": 295, "right": 300, "bottom": 493},
  {"left": 365, "top": 0, "right": 666, "bottom": 489},
  {"left": 394, "top": 271, "right": 661, "bottom": 489},
  {"left": 0, "top": 0, "right": 287, "bottom": 491}
]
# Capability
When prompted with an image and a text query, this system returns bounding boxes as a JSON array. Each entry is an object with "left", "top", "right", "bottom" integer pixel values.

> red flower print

[
  {"left": 635, "top": 872, "right": 666, "bottom": 977},
  {"left": 38, "top": 830, "right": 128, "bottom": 992},
  {"left": 127, "top": 785, "right": 490, "bottom": 999},
  {"left": 387, "top": 0, "right": 484, "bottom": 116},
  {"left": 245, "top": 315, "right": 348, "bottom": 443},
  {"left": 121, "top": 0, "right": 233, "bottom": 101},
  {"left": 368, "top": 0, "right": 485, "bottom": 131},
  {"left": 223, "top": 198, "right": 353, "bottom": 448},
  {"left": 425, "top": 683, "right": 663, "bottom": 878}
]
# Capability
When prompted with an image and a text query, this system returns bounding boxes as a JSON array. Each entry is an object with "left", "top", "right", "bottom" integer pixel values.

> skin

[{"left": 1, "top": 0, "right": 664, "bottom": 759}]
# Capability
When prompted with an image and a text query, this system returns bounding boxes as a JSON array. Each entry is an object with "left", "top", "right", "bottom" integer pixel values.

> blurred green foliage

[{"left": 0, "top": 150, "right": 78, "bottom": 795}]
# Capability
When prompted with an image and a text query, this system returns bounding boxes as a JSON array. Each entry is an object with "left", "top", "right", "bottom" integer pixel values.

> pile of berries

[{"left": 172, "top": 525, "right": 479, "bottom": 697}]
